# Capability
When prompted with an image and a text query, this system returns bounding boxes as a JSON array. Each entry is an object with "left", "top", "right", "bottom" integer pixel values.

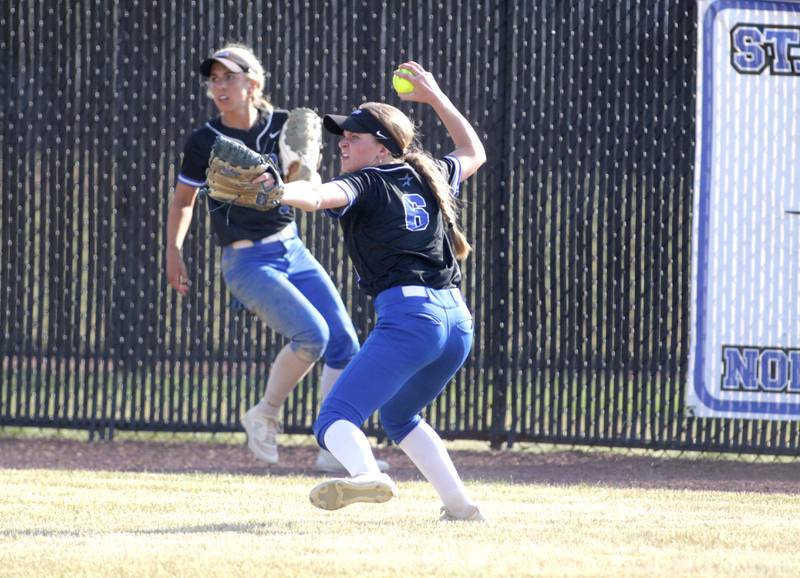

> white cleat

[
  {"left": 241, "top": 405, "right": 281, "bottom": 464},
  {"left": 314, "top": 449, "right": 390, "bottom": 474},
  {"left": 309, "top": 473, "right": 398, "bottom": 511},
  {"left": 439, "top": 504, "right": 487, "bottom": 522}
]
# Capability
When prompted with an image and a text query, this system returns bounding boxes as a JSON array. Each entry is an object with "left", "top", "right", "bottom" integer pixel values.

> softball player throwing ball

[
  {"left": 166, "top": 43, "right": 388, "bottom": 474},
  {"left": 271, "top": 61, "right": 487, "bottom": 521}
]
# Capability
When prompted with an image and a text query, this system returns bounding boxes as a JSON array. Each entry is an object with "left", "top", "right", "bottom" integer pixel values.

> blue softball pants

[
  {"left": 220, "top": 228, "right": 359, "bottom": 369},
  {"left": 313, "top": 285, "right": 473, "bottom": 446}
]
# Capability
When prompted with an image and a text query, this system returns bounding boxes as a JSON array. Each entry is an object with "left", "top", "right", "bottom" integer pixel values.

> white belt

[
  {"left": 229, "top": 224, "right": 294, "bottom": 249},
  {"left": 401, "top": 286, "right": 428, "bottom": 297}
]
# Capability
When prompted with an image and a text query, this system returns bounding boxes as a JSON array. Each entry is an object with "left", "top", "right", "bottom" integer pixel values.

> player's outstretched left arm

[
  {"left": 393, "top": 61, "right": 486, "bottom": 181},
  {"left": 282, "top": 181, "right": 351, "bottom": 212},
  {"left": 252, "top": 173, "right": 349, "bottom": 212}
]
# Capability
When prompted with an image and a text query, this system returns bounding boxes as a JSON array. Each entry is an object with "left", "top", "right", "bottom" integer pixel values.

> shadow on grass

[
  {"left": 1, "top": 520, "right": 391, "bottom": 538},
  {"left": 0, "top": 523, "right": 293, "bottom": 538}
]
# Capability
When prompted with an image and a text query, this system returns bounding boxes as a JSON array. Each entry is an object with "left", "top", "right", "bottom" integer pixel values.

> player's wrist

[{"left": 429, "top": 93, "right": 455, "bottom": 115}]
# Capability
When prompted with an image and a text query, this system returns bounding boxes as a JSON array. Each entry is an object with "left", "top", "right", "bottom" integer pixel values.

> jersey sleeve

[
  {"left": 324, "top": 171, "right": 373, "bottom": 218},
  {"left": 436, "top": 156, "right": 463, "bottom": 197},
  {"left": 177, "top": 131, "right": 211, "bottom": 188}
]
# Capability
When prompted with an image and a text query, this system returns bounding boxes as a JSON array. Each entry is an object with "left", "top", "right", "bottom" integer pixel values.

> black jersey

[
  {"left": 326, "top": 156, "right": 463, "bottom": 296},
  {"left": 177, "top": 108, "right": 294, "bottom": 246}
]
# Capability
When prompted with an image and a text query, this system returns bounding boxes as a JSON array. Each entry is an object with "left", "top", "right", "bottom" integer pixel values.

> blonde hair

[
  {"left": 360, "top": 102, "right": 472, "bottom": 260},
  {"left": 205, "top": 43, "right": 272, "bottom": 110}
]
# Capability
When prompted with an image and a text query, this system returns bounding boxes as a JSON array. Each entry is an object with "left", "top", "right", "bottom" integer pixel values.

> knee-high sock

[
  {"left": 260, "top": 345, "right": 314, "bottom": 418},
  {"left": 319, "top": 365, "right": 343, "bottom": 401},
  {"left": 398, "top": 420, "right": 473, "bottom": 515},
  {"left": 323, "top": 419, "right": 381, "bottom": 476},
  {"left": 316, "top": 366, "right": 345, "bottom": 460}
]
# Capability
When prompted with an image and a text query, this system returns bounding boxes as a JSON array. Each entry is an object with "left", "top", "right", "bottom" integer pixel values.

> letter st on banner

[{"left": 688, "top": 0, "right": 800, "bottom": 420}]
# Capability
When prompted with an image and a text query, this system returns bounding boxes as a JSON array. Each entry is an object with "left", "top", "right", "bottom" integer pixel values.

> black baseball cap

[
  {"left": 199, "top": 49, "right": 252, "bottom": 77},
  {"left": 323, "top": 108, "right": 404, "bottom": 157}
]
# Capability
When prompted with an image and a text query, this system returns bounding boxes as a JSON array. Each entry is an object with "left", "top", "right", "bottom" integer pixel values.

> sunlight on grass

[{"left": 1, "top": 469, "right": 799, "bottom": 577}]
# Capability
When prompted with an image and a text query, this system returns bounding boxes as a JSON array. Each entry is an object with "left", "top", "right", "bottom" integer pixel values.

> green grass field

[{"left": 2, "top": 468, "right": 799, "bottom": 577}]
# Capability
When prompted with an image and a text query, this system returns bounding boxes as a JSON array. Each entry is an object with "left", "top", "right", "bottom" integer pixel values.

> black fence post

[{"left": 488, "top": 0, "right": 515, "bottom": 450}]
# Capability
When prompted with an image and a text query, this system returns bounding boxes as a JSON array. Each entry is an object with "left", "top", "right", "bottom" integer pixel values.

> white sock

[
  {"left": 319, "top": 365, "right": 343, "bottom": 401},
  {"left": 256, "top": 398, "right": 282, "bottom": 420},
  {"left": 316, "top": 367, "right": 343, "bottom": 458},
  {"left": 398, "top": 420, "right": 473, "bottom": 516},
  {"left": 323, "top": 420, "right": 381, "bottom": 476}
]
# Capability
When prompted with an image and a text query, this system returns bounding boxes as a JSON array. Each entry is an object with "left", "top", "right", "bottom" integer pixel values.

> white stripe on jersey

[
  {"left": 443, "top": 155, "right": 462, "bottom": 197},
  {"left": 205, "top": 122, "right": 245, "bottom": 145},
  {"left": 178, "top": 174, "right": 205, "bottom": 187},
  {"left": 366, "top": 165, "right": 409, "bottom": 173},
  {"left": 255, "top": 109, "right": 275, "bottom": 152}
]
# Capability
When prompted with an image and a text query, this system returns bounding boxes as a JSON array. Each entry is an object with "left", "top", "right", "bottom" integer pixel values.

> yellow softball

[{"left": 392, "top": 68, "right": 415, "bottom": 94}]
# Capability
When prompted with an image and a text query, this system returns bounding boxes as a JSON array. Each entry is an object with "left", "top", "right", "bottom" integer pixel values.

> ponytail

[{"left": 405, "top": 150, "right": 472, "bottom": 260}]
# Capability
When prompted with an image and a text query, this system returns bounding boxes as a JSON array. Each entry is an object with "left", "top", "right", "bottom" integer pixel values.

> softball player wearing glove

[
  {"left": 272, "top": 61, "right": 487, "bottom": 521},
  {"left": 166, "top": 43, "right": 388, "bottom": 474}
]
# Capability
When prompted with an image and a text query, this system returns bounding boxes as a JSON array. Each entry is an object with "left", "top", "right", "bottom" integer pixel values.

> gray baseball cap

[{"left": 199, "top": 49, "right": 252, "bottom": 77}]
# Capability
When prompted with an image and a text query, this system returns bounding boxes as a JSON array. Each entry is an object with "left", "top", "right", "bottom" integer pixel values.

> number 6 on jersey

[{"left": 402, "top": 193, "right": 430, "bottom": 231}]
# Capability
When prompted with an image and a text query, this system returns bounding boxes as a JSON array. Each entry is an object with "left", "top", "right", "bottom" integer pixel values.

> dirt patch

[{"left": 2, "top": 437, "right": 799, "bottom": 494}]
